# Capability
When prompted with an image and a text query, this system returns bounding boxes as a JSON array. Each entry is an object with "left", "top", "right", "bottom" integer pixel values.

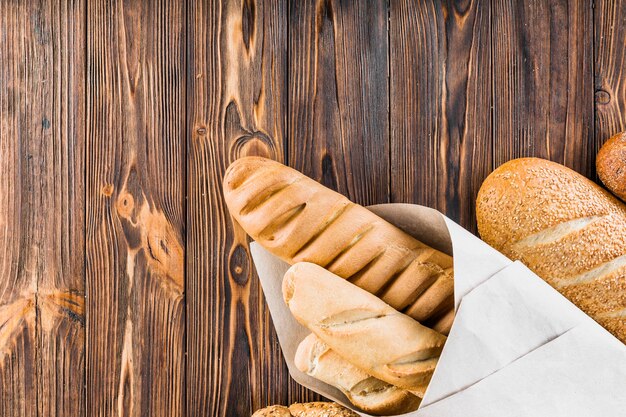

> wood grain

[
  {"left": 390, "top": 0, "right": 491, "bottom": 232},
  {"left": 289, "top": 0, "right": 390, "bottom": 206},
  {"left": 186, "top": 0, "right": 287, "bottom": 415},
  {"left": 595, "top": 0, "right": 626, "bottom": 149},
  {"left": 492, "top": 0, "right": 594, "bottom": 176},
  {"left": 0, "top": 0, "right": 622, "bottom": 414},
  {"left": 0, "top": 1, "right": 85, "bottom": 416},
  {"left": 86, "top": 0, "right": 186, "bottom": 415}
]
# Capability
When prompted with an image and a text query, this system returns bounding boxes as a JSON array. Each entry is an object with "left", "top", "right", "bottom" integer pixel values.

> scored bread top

[
  {"left": 295, "top": 333, "right": 421, "bottom": 414},
  {"left": 283, "top": 262, "right": 446, "bottom": 395},
  {"left": 223, "top": 157, "right": 454, "bottom": 332},
  {"left": 476, "top": 157, "right": 626, "bottom": 343}
]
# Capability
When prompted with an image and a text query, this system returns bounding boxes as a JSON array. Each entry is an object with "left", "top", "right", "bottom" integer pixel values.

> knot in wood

[
  {"left": 229, "top": 244, "right": 250, "bottom": 286},
  {"left": 101, "top": 183, "right": 114, "bottom": 197},
  {"left": 116, "top": 192, "right": 135, "bottom": 218},
  {"left": 595, "top": 89, "right": 611, "bottom": 105}
]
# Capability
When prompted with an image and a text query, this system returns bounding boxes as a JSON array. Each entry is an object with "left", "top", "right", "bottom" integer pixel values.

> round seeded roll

[
  {"left": 251, "top": 405, "right": 292, "bottom": 417},
  {"left": 288, "top": 403, "right": 359, "bottom": 417},
  {"left": 223, "top": 157, "right": 454, "bottom": 332},
  {"left": 252, "top": 403, "right": 358, "bottom": 417}
]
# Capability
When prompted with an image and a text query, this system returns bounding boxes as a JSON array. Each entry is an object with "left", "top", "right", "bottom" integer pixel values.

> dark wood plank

[
  {"left": 289, "top": 0, "right": 390, "bottom": 206},
  {"left": 492, "top": 0, "right": 594, "bottom": 176},
  {"left": 186, "top": 0, "right": 287, "bottom": 415},
  {"left": 86, "top": 0, "right": 186, "bottom": 415},
  {"left": 0, "top": 1, "right": 85, "bottom": 416},
  {"left": 287, "top": 0, "right": 388, "bottom": 402},
  {"left": 595, "top": 0, "right": 626, "bottom": 149},
  {"left": 390, "top": 0, "right": 491, "bottom": 232}
]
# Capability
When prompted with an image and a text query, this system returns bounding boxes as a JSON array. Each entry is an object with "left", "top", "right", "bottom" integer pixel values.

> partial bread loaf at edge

[
  {"left": 223, "top": 157, "right": 454, "bottom": 332},
  {"left": 288, "top": 402, "right": 359, "bottom": 417},
  {"left": 597, "top": 131, "right": 626, "bottom": 202},
  {"left": 295, "top": 333, "right": 421, "bottom": 415},
  {"left": 476, "top": 157, "right": 626, "bottom": 343},
  {"left": 283, "top": 262, "right": 446, "bottom": 395},
  {"left": 252, "top": 403, "right": 359, "bottom": 417}
]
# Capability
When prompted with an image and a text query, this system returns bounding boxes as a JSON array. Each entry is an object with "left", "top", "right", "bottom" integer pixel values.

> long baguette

[
  {"left": 295, "top": 333, "right": 421, "bottom": 415},
  {"left": 223, "top": 156, "right": 454, "bottom": 332},
  {"left": 283, "top": 262, "right": 446, "bottom": 396},
  {"left": 477, "top": 157, "right": 626, "bottom": 343}
]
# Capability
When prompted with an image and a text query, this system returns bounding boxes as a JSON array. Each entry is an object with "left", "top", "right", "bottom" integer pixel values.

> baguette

[
  {"left": 283, "top": 262, "right": 446, "bottom": 395},
  {"left": 597, "top": 131, "right": 626, "bottom": 202},
  {"left": 295, "top": 333, "right": 421, "bottom": 415},
  {"left": 476, "top": 157, "right": 626, "bottom": 343},
  {"left": 223, "top": 157, "right": 454, "bottom": 332}
]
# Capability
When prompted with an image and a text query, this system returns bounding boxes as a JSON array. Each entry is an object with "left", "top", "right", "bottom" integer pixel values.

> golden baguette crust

[
  {"left": 223, "top": 157, "right": 454, "bottom": 332},
  {"left": 477, "top": 157, "right": 626, "bottom": 343},
  {"left": 283, "top": 262, "right": 446, "bottom": 395},
  {"left": 597, "top": 131, "right": 626, "bottom": 202},
  {"left": 295, "top": 334, "right": 421, "bottom": 415}
]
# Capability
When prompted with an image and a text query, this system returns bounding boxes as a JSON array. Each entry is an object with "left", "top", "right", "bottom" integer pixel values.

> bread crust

[
  {"left": 251, "top": 405, "right": 292, "bottom": 417},
  {"left": 597, "top": 131, "right": 626, "bottom": 202},
  {"left": 223, "top": 157, "right": 454, "bottom": 332},
  {"left": 288, "top": 402, "right": 359, "bottom": 417},
  {"left": 284, "top": 262, "right": 446, "bottom": 395},
  {"left": 477, "top": 157, "right": 626, "bottom": 342},
  {"left": 295, "top": 334, "right": 421, "bottom": 415},
  {"left": 252, "top": 403, "right": 359, "bottom": 417}
]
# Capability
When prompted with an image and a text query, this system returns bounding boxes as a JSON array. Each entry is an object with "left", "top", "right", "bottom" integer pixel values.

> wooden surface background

[{"left": 0, "top": 0, "right": 624, "bottom": 415}]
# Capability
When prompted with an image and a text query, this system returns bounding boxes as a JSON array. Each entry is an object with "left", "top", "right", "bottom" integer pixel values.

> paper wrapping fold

[{"left": 250, "top": 204, "right": 626, "bottom": 416}]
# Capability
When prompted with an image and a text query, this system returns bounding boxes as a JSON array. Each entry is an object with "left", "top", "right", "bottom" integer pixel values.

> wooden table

[{"left": 0, "top": 0, "right": 623, "bottom": 416}]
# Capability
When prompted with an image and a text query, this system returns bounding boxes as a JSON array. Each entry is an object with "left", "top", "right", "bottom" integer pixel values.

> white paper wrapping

[{"left": 250, "top": 204, "right": 626, "bottom": 416}]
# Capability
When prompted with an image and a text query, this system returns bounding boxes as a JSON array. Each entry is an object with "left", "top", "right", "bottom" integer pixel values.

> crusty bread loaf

[
  {"left": 283, "top": 262, "right": 446, "bottom": 395},
  {"left": 597, "top": 131, "right": 626, "bottom": 202},
  {"left": 295, "top": 333, "right": 421, "bottom": 415},
  {"left": 252, "top": 403, "right": 358, "bottom": 417},
  {"left": 476, "top": 157, "right": 626, "bottom": 343},
  {"left": 251, "top": 405, "right": 292, "bottom": 417},
  {"left": 288, "top": 402, "right": 359, "bottom": 417},
  {"left": 223, "top": 156, "right": 454, "bottom": 332}
]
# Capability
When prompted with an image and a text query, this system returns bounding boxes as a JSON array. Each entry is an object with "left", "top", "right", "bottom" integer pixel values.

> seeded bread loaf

[
  {"left": 295, "top": 333, "right": 421, "bottom": 415},
  {"left": 283, "top": 262, "right": 446, "bottom": 396},
  {"left": 251, "top": 405, "right": 292, "bottom": 417},
  {"left": 223, "top": 157, "right": 454, "bottom": 332},
  {"left": 477, "top": 158, "right": 626, "bottom": 343},
  {"left": 288, "top": 402, "right": 359, "bottom": 417},
  {"left": 251, "top": 402, "right": 358, "bottom": 417}
]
